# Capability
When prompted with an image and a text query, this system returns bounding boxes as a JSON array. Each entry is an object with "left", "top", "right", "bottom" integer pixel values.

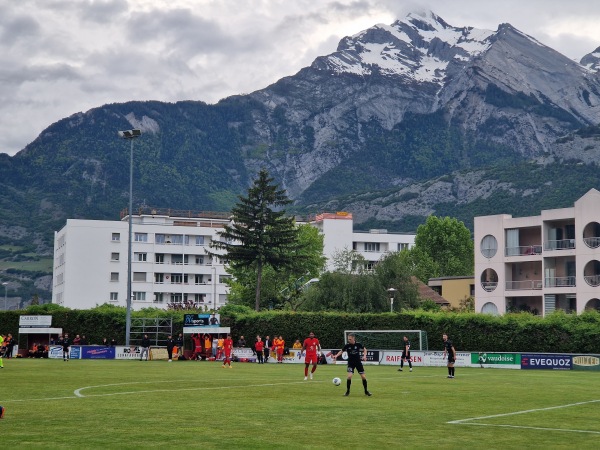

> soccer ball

[{"left": 332, "top": 377, "right": 341, "bottom": 386}]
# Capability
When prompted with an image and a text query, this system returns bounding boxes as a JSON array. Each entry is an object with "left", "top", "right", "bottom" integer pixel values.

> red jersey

[
  {"left": 303, "top": 337, "right": 320, "bottom": 356},
  {"left": 255, "top": 340, "right": 264, "bottom": 352},
  {"left": 223, "top": 338, "right": 233, "bottom": 352},
  {"left": 191, "top": 335, "right": 202, "bottom": 349}
]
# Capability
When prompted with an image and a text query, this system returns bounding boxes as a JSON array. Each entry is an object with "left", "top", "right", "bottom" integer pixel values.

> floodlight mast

[{"left": 118, "top": 128, "right": 141, "bottom": 346}]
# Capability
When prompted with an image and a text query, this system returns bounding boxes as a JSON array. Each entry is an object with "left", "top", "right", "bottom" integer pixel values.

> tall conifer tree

[{"left": 210, "top": 169, "right": 302, "bottom": 311}]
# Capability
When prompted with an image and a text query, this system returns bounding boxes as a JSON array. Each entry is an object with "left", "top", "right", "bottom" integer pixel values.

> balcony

[
  {"left": 545, "top": 276, "right": 576, "bottom": 288},
  {"left": 583, "top": 236, "right": 600, "bottom": 249},
  {"left": 482, "top": 281, "right": 498, "bottom": 292},
  {"left": 584, "top": 274, "right": 600, "bottom": 287},
  {"left": 505, "top": 245, "right": 542, "bottom": 257},
  {"left": 505, "top": 280, "right": 543, "bottom": 290},
  {"left": 544, "top": 239, "right": 575, "bottom": 251}
]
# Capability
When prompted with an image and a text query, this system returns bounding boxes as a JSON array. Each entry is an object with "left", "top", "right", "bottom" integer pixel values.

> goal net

[{"left": 343, "top": 330, "right": 428, "bottom": 351}]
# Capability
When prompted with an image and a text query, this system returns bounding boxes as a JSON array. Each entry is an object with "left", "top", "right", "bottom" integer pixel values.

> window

[
  {"left": 110, "top": 292, "right": 118, "bottom": 301},
  {"left": 219, "top": 275, "right": 232, "bottom": 283},
  {"left": 133, "top": 272, "right": 147, "bottom": 282},
  {"left": 397, "top": 243, "right": 408, "bottom": 251},
  {"left": 171, "top": 293, "right": 183, "bottom": 303},
  {"left": 135, "top": 252, "right": 147, "bottom": 262},
  {"left": 195, "top": 274, "right": 204, "bottom": 284},
  {"left": 170, "top": 235, "right": 184, "bottom": 245},
  {"left": 110, "top": 272, "right": 119, "bottom": 281},
  {"left": 133, "top": 292, "right": 146, "bottom": 301},
  {"left": 111, "top": 252, "right": 120, "bottom": 261},
  {"left": 195, "top": 256, "right": 204, "bottom": 265},
  {"left": 171, "top": 254, "right": 188, "bottom": 265},
  {"left": 154, "top": 293, "right": 164, "bottom": 303},
  {"left": 134, "top": 233, "right": 148, "bottom": 242},
  {"left": 155, "top": 253, "right": 164, "bottom": 264},
  {"left": 154, "top": 273, "right": 164, "bottom": 283},
  {"left": 365, "top": 261, "right": 375, "bottom": 270},
  {"left": 364, "top": 242, "right": 380, "bottom": 252},
  {"left": 112, "top": 233, "right": 120, "bottom": 241},
  {"left": 481, "top": 235, "right": 498, "bottom": 258},
  {"left": 194, "top": 294, "right": 205, "bottom": 302},
  {"left": 171, "top": 274, "right": 183, "bottom": 284},
  {"left": 196, "top": 236, "right": 205, "bottom": 246},
  {"left": 155, "top": 234, "right": 166, "bottom": 244}
]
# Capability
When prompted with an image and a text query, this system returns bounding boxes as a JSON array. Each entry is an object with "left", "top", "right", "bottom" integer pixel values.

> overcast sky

[{"left": 2, "top": 0, "right": 600, "bottom": 156}]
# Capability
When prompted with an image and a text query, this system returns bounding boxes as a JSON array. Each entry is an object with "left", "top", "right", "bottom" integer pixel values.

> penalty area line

[{"left": 453, "top": 422, "right": 600, "bottom": 435}]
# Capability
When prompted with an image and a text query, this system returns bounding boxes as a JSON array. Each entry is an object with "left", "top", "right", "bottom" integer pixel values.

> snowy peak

[
  {"left": 581, "top": 46, "right": 600, "bottom": 72},
  {"left": 313, "top": 11, "right": 494, "bottom": 84}
]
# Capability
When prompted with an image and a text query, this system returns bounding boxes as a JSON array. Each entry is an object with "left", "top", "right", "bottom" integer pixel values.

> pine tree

[{"left": 210, "top": 169, "right": 302, "bottom": 311}]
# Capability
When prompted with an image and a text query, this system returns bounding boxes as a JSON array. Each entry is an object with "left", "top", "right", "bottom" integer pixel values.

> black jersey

[
  {"left": 403, "top": 340, "right": 411, "bottom": 353},
  {"left": 444, "top": 339, "right": 454, "bottom": 355},
  {"left": 343, "top": 342, "right": 365, "bottom": 365}
]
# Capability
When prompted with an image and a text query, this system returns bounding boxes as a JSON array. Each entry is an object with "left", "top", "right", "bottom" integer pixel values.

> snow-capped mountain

[
  {"left": 247, "top": 10, "right": 600, "bottom": 197},
  {"left": 581, "top": 46, "right": 600, "bottom": 73}
]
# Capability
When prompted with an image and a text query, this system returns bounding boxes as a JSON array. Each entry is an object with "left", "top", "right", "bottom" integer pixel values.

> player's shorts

[
  {"left": 447, "top": 356, "right": 455, "bottom": 364},
  {"left": 347, "top": 361, "right": 365, "bottom": 374},
  {"left": 224, "top": 351, "right": 232, "bottom": 358},
  {"left": 402, "top": 351, "right": 411, "bottom": 359},
  {"left": 305, "top": 354, "right": 318, "bottom": 364}
]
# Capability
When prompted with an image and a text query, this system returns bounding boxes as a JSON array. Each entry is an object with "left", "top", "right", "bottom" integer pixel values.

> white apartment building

[
  {"left": 308, "top": 212, "right": 415, "bottom": 271},
  {"left": 53, "top": 208, "right": 231, "bottom": 310},
  {"left": 474, "top": 189, "right": 600, "bottom": 316},
  {"left": 53, "top": 209, "right": 415, "bottom": 310}
]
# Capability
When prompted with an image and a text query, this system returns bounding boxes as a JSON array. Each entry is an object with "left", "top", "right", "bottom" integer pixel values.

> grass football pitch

[{"left": 1, "top": 359, "right": 599, "bottom": 449}]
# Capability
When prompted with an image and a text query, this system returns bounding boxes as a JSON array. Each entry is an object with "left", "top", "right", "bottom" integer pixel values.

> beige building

[
  {"left": 428, "top": 276, "right": 474, "bottom": 309},
  {"left": 474, "top": 189, "right": 600, "bottom": 315}
]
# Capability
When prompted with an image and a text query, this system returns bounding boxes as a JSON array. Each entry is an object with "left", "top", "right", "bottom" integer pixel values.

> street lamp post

[
  {"left": 387, "top": 287, "right": 397, "bottom": 313},
  {"left": 2, "top": 282, "right": 8, "bottom": 310},
  {"left": 118, "top": 128, "right": 142, "bottom": 346}
]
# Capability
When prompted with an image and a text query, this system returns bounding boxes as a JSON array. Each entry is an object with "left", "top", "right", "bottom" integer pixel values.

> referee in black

[
  {"left": 332, "top": 333, "right": 372, "bottom": 396},
  {"left": 398, "top": 335, "right": 413, "bottom": 372}
]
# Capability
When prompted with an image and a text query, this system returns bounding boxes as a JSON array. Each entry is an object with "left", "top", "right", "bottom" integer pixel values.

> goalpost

[{"left": 343, "top": 330, "right": 428, "bottom": 351}]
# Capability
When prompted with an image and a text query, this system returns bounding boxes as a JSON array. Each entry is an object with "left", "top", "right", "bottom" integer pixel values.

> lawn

[{"left": 1, "top": 360, "right": 598, "bottom": 449}]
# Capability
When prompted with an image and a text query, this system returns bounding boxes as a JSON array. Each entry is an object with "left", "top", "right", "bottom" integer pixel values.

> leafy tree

[
  {"left": 210, "top": 169, "right": 304, "bottom": 311},
  {"left": 373, "top": 251, "right": 420, "bottom": 311},
  {"left": 331, "top": 248, "right": 367, "bottom": 274},
  {"left": 412, "top": 215, "right": 474, "bottom": 282}
]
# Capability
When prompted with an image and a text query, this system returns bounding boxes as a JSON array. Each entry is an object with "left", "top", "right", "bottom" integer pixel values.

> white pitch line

[
  {"left": 454, "top": 422, "right": 600, "bottom": 435},
  {"left": 448, "top": 399, "right": 600, "bottom": 423}
]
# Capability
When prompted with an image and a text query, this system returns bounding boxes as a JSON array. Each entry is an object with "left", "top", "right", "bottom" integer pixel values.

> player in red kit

[
  {"left": 191, "top": 333, "right": 203, "bottom": 360},
  {"left": 222, "top": 334, "right": 234, "bottom": 368},
  {"left": 302, "top": 331, "right": 321, "bottom": 380}
]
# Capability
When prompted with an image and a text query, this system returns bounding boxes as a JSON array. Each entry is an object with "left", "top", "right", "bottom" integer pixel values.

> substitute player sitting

[
  {"left": 302, "top": 331, "right": 321, "bottom": 380},
  {"left": 332, "top": 333, "right": 372, "bottom": 396}
]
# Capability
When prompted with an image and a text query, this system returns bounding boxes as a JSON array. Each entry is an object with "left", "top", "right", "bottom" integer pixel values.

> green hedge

[{"left": 2, "top": 306, "right": 599, "bottom": 353}]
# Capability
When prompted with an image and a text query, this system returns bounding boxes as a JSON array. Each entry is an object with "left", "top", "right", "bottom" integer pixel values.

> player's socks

[
  {"left": 346, "top": 379, "right": 351, "bottom": 393},
  {"left": 304, "top": 365, "right": 309, "bottom": 376},
  {"left": 448, "top": 367, "right": 452, "bottom": 376},
  {"left": 400, "top": 361, "right": 404, "bottom": 369},
  {"left": 451, "top": 367, "right": 455, "bottom": 377},
  {"left": 362, "top": 379, "right": 368, "bottom": 393}
]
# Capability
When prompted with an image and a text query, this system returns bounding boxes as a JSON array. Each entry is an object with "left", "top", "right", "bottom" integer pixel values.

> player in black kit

[
  {"left": 443, "top": 333, "right": 456, "bottom": 378},
  {"left": 398, "top": 335, "right": 413, "bottom": 372},
  {"left": 332, "top": 333, "right": 371, "bottom": 396}
]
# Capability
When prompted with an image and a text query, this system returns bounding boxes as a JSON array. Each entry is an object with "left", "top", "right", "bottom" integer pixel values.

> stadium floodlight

[
  {"left": 387, "top": 287, "right": 397, "bottom": 313},
  {"left": 118, "top": 128, "right": 142, "bottom": 346}
]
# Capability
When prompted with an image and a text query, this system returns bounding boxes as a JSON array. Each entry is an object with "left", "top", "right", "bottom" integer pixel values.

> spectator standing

[
  {"left": 110, "top": 338, "right": 116, "bottom": 347},
  {"left": 237, "top": 335, "right": 246, "bottom": 348},
  {"left": 176, "top": 333, "right": 184, "bottom": 357},
  {"left": 292, "top": 339, "right": 302, "bottom": 350},
  {"left": 102, "top": 338, "right": 109, "bottom": 347},
  {"left": 5, "top": 334, "right": 14, "bottom": 358},
  {"left": 72, "top": 335, "right": 81, "bottom": 346},
  {"left": 204, "top": 334, "right": 212, "bottom": 359},
  {"left": 264, "top": 335, "right": 272, "bottom": 363},
  {"left": 255, "top": 336, "right": 264, "bottom": 364},
  {"left": 0, "top": 334, "right": 4, "bottom": 368},
  {"left": 140, "top": 334, "right": 150, "bottom": 361},
  {"left": 165, "top": 335, "right": 175, "bottom": 362},
  {"left": 276, "top": 335, "right": 285, "bottom": 363},
  {"left": 80, "top": 335, "right": 88, "bottom": 345}
]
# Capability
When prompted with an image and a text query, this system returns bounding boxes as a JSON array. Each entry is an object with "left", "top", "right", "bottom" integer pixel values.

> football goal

[{"left": 343, "top": 330, "right": 428, "bottom": 351}]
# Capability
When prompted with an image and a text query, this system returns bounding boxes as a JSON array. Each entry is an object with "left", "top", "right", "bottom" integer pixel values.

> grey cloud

[
  {"left": 78, "top": 0, "right": 129, "bottom": 24},
  {"left": 0, "top": 12, "right": 41, "bottom": 46}
]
